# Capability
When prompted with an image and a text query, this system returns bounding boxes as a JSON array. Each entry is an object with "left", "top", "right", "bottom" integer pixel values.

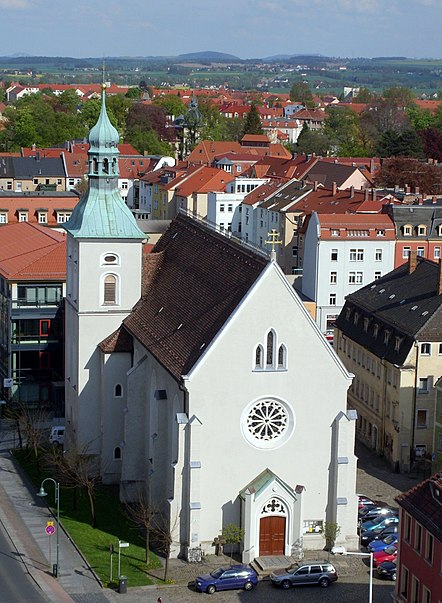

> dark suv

[{"left": 270, "top": 561, "right": 338, "bottom": 589}]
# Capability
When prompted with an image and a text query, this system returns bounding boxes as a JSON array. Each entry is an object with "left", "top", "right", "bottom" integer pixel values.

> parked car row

[
  {"left": 193, "top": 498, "right": 396, "bottom": 595},
  {"left": 358, "top": 494, "right": 399, "bottom": 581},
  {"left": 194, "top": 560, "right": 339, "bottom": 595}
]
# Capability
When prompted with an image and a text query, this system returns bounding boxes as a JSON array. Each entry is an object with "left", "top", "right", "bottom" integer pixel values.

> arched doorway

[{"left": 259, "top": 515, "right": 286, "bottom": 555}]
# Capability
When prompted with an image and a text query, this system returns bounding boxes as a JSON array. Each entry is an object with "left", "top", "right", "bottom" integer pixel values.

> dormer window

[
  {"left": 417, "top": 224, "right": 427, "bottom": 236},
  {"left": 403, "top": 224, "right": 412, "bottom": 236},
  {"left": 373, "top": 324, "right": 379, "bottom": 338},
  {"left": 384, "top": 330, "right": 391, "bottom": 345}
]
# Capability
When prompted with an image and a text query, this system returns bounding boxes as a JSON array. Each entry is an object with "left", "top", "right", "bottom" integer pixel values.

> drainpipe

[{"left": 411, "top": 342, "right": 419, "bottom": 470}]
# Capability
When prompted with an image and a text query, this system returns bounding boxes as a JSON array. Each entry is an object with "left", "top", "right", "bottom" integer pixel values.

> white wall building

[
  {"left": 301, "top": 212, "right": 396, "bottom": 336},
  {"left": 64, "top": 89, "right": 359, "bottom": 565}
]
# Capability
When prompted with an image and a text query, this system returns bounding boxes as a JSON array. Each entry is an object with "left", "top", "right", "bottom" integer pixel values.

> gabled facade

[
  {"left": 394, "top": 473, "right": 442, "bottom": 602},
  {"left": 64, "top": 87, "right": 360, "bottom": 565},
  {"left": 335, "top": 254, "right": 442, "bottom": 472}
]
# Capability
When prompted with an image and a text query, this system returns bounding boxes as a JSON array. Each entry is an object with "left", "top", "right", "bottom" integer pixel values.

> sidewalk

[{"left": 0, "top": 425, "right": 415, "bottom": 603}]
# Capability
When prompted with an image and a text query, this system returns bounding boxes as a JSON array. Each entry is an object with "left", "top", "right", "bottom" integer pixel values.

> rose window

[{"left": 241, "top": 398, "right": 294, "bottom": 449}]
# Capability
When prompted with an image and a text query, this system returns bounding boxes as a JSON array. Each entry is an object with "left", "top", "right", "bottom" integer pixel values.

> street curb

[{"left": 8, "top": 449, "right": 104, "bottom": 589}]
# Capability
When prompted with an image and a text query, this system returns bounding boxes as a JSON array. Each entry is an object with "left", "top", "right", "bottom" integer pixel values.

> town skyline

[{"left": 1, "top": 0, "right": 442, "bottom": 61}]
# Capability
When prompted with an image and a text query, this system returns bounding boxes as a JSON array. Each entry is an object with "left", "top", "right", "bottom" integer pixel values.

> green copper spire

[{"left": 64, "top": 84, "right": 145, "bottom": 240}]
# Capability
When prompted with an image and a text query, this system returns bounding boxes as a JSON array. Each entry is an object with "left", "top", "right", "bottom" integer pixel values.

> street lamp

[
  {"left": 38, "top": 478, "right": 60, "bottom": 578},
  {"left": 332, "top": 547, "right": 373, "bottom": 603}
]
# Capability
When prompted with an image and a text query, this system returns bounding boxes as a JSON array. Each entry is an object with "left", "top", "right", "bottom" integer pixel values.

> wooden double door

[{"left": 259, "top": 515, "right": 286, "bottom": 556}]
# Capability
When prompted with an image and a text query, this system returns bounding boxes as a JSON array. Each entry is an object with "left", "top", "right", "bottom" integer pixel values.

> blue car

[
  {"left": 195, "top": 565, "right": 258, "bottom": 594},
  {"left": 360, "top": 515, "right": 399, "bottom": 534},
  {"left": 368, "top": 533, "right": 398, "bottom": 553}
]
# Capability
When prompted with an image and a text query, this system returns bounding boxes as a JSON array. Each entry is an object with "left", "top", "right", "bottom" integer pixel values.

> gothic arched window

[
  {"left": 255, "top": 345, "right": 264, "bottom": 369},
  {"left": 278, "top": 345, "right": 286, "bottom": 369},
  {"left": 114, "top": 446, "right": 122, "bottom": 460},
  {"left": 266, "top": 331, "right": 275, "bottom": 366},
  {"left": 114, "top": 383, "right": 122, "bottom": 397}
]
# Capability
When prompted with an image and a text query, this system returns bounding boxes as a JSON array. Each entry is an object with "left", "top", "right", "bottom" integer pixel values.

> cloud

[{"left": 0, "top": 0, "right": 29, "bottom": 7}]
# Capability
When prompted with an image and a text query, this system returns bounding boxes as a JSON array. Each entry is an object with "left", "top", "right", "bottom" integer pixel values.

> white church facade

[{"left": 64, "top": 86, "right": 359, "bottom": 563}]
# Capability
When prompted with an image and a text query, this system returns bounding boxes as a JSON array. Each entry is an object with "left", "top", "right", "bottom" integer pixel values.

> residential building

[
  {"left": 207, "top": 177, "right": 269, "bottom": 234},
  {"left": 0, "top": 191, "right": 79, "bottom": 226},
  {"left": 335, "top": 253, "right": 442, "bottom": 471},
  {"left": 64, "top": 86, "right": 359, "bottom": 564},
  {"left": 301, "top": 212, "right": 395, "bottom": 336},
  {"left": 0, "top": 155, "right": 67, "bottom": 192},
  {"left": 384, "top": 201, "right": 442, "bottom": 267},
  {"left": 0, "top": 223, "right": 65, "bottom": 413},
  {"left": 394, "top": 473, "right": 442, "bottom": 602}
]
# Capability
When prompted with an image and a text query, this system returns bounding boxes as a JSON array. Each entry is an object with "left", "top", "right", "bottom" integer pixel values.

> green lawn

[{"left": 13, "top": 448, "right": 162, "bottom": 587}]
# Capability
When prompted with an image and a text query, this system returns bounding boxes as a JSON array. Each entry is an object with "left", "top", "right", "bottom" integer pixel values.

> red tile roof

[
  {"left": 0, "top": 193, "right": 79, "bottom": 226},
  {"left": 317, "top": 213, "right": 395, "bottom": 240},
  {"left": 396, "top": 472, "right": 442, "bottom": 541},
  {"left": 175, "top": 167, "right": 234, "bottom": 197},
  {"left": 0, "top": 222, "right": 66, "bottom": 280}
]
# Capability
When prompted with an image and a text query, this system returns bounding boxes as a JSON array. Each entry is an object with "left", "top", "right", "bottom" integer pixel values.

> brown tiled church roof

[
  {"left": 99, "top": 326, "right": 134, "bottom": 353},
  {"left": 123, "top": 213, "right": 269, "bottom": 380}
]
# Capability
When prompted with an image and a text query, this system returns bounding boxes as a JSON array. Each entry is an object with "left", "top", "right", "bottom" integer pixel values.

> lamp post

[
  {"left": 38, "top": 478, "right": 60, "bottom": 578},
  {"left": 332, "top": 548, "right": 373, "bottom": 603}
]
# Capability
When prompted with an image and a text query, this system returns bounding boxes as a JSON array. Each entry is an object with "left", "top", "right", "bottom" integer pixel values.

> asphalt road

[
  {"left": 105, "top": 573, "right": 395, "bottom": 603},
  {"left": 0, "top": 520, "right": 49, "bottom": 603}
]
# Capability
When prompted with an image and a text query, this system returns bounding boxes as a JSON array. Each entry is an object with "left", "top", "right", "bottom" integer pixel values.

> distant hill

[{"left": 177, "top": 51, "right": 242, "bottom": 62}]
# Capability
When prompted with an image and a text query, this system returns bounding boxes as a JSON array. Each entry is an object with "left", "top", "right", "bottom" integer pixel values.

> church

[{"left": 63, "top": 86, "right": 359, "bottom": 562}]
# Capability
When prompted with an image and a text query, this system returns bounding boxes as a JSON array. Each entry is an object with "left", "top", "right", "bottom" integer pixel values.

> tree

[
  {"left": 153, "top": 95, "right": 186, "bottom": 118},
  {"left": 151, "top": 511, "right": 179, "bottom": 582},
  {"left": 324, "top": 107, "right": 368, "bottom": 156},
  {"left": 289, "top": 80, "right": 314, "bottom": 106},
  {"left": 241, "top": 103, "right": 263, "bottom": 137},
  {"left": 354, "top": 87, "right": 376, "bottom": 103},
  {"left": 419, "top": 127, "right": 442, "bottom": 162},
  {"left": 125, "top": 86, "right": 141, "bottom": 99},
  {"left": 383, "top": 86, "right": 415, "bottom": 107},
  {"left": 125, "top": 126, "right": 173, "bottom": 156},
  {"left": 45, "top": 443, "right": 102, "bottom": 527},
  {"left": 124, "top": 492, "right": 157, "bottom": 566},
  {"left": 126, "top": 103, "right": 173, "bottom": 142},
  {"left": 323, "top": 522, "right": 341, "bottom": 558},
  {"left": 221, "top": 524, "right": 245, "bottom": 563},
  {"left": 374, "top": 157, "right": 442, "bottom": 194},
  {"left": 407, "top": 106, "right": 432, "bottom": 131},
  {"left": 377, "top": 129, "right": 424, "bottom": 158},
  {"left": 296, "top": 124, "right": 330, "bottom": 156}
]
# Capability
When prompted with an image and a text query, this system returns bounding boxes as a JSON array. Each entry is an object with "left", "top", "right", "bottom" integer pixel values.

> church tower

[{"left": 64, "top": 84, "right": 145, "bottom": 454}]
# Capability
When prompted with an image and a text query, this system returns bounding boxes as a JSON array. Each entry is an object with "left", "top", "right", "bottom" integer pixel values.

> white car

[{"left": 49, "top": 426, "right": 64, "bottom": 445}]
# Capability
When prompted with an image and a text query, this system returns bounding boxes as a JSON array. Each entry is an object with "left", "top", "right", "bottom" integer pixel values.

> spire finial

[{"left": 102, "top": 60, "right": 106, "bottom": 91}]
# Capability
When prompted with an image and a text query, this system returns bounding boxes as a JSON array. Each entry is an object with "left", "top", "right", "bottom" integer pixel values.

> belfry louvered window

[{"left": 104, "top": 275, "right": 117, "bottom": 304}]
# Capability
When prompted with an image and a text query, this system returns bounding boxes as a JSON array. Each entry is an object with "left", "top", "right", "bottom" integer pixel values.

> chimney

[
  {"left": 371, "top": 189, "right": 376, "bottom": 201},
  {"left": 439, "top": 259, "right": 442, "bottom": 295},
  {"left": 332, "top": 181, "right": 337, "bottom": 196},
  {"left": 364, "top": 188, "right": 369, "bottom": 202},
  {"left": 349, "top": 186, "right": 355, "bottom": 198},
  {"left": 432, "top": 196, "right": 437, "bottom": 204},
  {"left": 405, "top": 184, "right": 410, "bottom": 194},
  {"left": 418, "top": 197, "right": 423, "bottom": 205},
  {"left": 415, "top": 186, "right": 420, "bottom": 195},
  {"left": 409, "top": 249, "right": 418, "bottom": 274},
  {"left": 370, "top": 158, "right": 375, "bottom": 174},
  {"left": 314, "top": 180, "right": 318, "bottom": 191}
]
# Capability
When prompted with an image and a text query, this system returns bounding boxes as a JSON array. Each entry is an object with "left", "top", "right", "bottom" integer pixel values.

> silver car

[{"left": 270, "top": 561, "right": 338, "bottom": 589}]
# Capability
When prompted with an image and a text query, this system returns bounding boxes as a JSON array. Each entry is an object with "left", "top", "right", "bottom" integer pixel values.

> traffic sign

[
  {"left": 46, "top": 521, "right": 56, "bottom": 536},
  {"left": 119, "top": 541, "right": 129, "bottom": 548}
]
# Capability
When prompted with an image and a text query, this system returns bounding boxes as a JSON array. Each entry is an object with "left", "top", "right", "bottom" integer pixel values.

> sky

[{"left": 0, "top": 0, "right": 442, "bottom": 60}]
